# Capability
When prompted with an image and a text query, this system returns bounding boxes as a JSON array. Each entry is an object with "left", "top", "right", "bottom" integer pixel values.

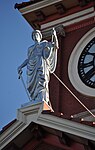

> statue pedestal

[
  {"left": 21, "top": 99, "right": 43, "bottom": 108},
  {"left": 21, "top": 99, "right": 52, "bottom": 111},
  {"left": 17, "top": 100, "right": 54, "bottom": 124}
]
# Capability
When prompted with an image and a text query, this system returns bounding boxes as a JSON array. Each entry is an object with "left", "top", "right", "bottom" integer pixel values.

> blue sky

[{"left": 0, "top": 0, "right": 34, "bottom": 129}]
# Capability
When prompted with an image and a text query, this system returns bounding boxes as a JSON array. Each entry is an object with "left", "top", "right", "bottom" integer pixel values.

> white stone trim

[
  {"left": 68, "top": 27, "right": 95, "bottom": 97},
  {"left": 19, "top": 0, "right": 63, "bottom": 15},
  {"left": 1, "top": 101, "right": 95, "bottom": 149},
  {"left": 41, "top": 7, "right": 95, "bottom": 29},
  {"left": 1, "top": 121, "right": 28, "bottom": 149},
  {"left": 0, "top": 101, "right": 50, "bottom": 149},
  {"left": 36, "top": 114, "right": 95, "bottom": 141}
]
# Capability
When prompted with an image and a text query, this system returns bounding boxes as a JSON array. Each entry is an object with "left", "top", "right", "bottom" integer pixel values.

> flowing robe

[{"left": 27, "top": 40, "right": 58, "bottom": 102}]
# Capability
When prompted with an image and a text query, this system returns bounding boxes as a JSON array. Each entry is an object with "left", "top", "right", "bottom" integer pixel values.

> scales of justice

[{"left": 18, "top": 28, "right": 59, "bottom": 107}]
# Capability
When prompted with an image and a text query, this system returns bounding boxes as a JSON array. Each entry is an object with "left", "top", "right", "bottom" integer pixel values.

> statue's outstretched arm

[{"left": 18, "top": 59, "right": 28, "bottom": 74}]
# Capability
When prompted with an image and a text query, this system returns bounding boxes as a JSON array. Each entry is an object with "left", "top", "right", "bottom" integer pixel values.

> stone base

[{"left": 21, "top": 99, "right": 54, "bottom": 112}]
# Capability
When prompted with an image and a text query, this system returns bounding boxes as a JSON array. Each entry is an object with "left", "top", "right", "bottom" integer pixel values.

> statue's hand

[
  {"left": 18, "top": 66, "right": 22, "bottom": 75},
  {"left": 52, "top": 28, "right": 57, "bottom": 37},
  {"left": 52, "top": 28, "right": 59, "bottom": 49},
  {"left": 18, "top": 66, "right": 23, "bottom": 79}
]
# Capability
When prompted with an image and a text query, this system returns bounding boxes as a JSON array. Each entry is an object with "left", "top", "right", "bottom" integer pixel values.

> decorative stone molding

[
  {"left": 19, "top": 0, "right": 63, "bottom": 15},
  {"left": 1, "top": 100, "right": 95, "bottom": 149},
  {"left": 42, "top": 24, "right": 65, "bottom": 38},
  {"left": 66, "top": 17, "right": 95, "bottom": 33},
  {"left": 1, "top": 101, "right": 52, "bottom": 149},
  {"left": 41, "top": 7, "right": 95, "bottom": 30},
  {"left": 17, "top": 101, "right": 53, "bottom": 124}
]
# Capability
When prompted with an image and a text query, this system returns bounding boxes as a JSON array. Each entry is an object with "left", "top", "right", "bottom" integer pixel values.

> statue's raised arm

[
  {"left": 18, "top": 29, "right": 59, "bottom": 105},
  {"left": 52, "top": 28, "right": 59, "bottom": 49}
]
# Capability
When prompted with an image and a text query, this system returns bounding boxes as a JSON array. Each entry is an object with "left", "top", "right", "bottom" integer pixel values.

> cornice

[
  {"left": 0, "top": 101, "right": 52, "bottom": 149},
  {"left": 36, "top": 113, "right": 95, "bottom": 141},
  {"left": 1, "top": 120, "right": 27, "bottom": 149},
  {"left": 41, "top": 7, "right": 95, "bottom": 30},
  {"left": 19, "top": 0, "right": 63, "bottom": 15},
  {"left": 1, "top": 101, "right": 95, "bottom": 149}
]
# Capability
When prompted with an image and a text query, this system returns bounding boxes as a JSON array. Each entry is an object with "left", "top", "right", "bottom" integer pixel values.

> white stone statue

[{"left": 18, "top": 28, "right": 59, "bottom": 104}]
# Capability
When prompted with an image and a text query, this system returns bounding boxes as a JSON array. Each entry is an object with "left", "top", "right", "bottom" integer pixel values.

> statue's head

[{"left": 32, "top": 30, "right": 42, "bottom": 42}]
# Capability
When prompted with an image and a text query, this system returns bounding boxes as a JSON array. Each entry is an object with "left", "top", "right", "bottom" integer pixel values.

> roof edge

[
  {"left": 1, "top": 100, "right": 95, "bottom": 149},
  {"left": 14, "top": 0, "right": 43, "bottom": 9}
]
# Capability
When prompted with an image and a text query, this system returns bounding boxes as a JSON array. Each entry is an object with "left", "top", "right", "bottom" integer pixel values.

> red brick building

[{"left": 1, "top": 0, "right": 95, "bottom": 149}]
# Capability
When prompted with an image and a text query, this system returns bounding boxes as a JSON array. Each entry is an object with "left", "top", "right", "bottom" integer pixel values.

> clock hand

[
  {"left": 83, "top": 66, "right": 95, "bottom": 81},
  {"left": 80, "top": 60, "right": 93, "bottom": 68}
]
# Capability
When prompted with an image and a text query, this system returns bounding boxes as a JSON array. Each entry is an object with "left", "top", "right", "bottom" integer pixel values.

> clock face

[{"left": 78, "top": 37, "right": 95, "bottom": 88}]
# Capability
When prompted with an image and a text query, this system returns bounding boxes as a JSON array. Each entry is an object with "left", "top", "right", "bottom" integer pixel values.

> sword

[{"left": 18, "top": 70, "right": 31, "bottom": 101}]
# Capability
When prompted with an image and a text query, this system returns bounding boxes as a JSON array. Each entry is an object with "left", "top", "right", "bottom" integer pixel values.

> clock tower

[
  {"left": 1, "top": 1, "right": 95, "bottom": 150},
  {"left": 15, "top": 0, "right": 95, "bottom": 120}
]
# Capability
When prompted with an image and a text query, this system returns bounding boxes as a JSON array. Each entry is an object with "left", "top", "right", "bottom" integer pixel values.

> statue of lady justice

[{"left": 18, "top": 28, "right": 59, "bottom": 104}]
